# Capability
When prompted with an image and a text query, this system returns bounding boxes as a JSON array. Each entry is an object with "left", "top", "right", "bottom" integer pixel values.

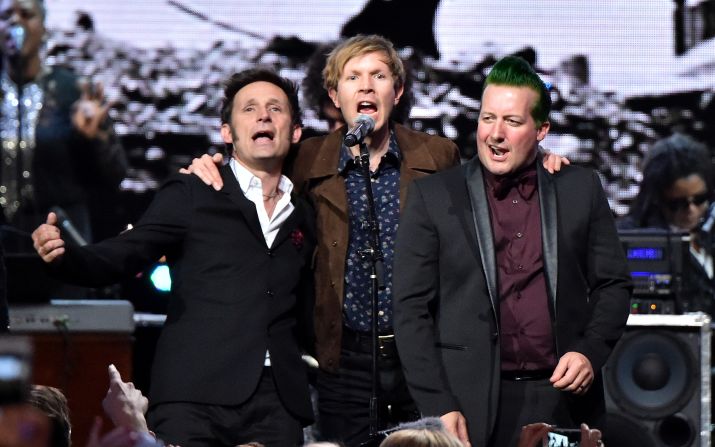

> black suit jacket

[
  {"left": 53, "top": 165, "right": 315, "bottom": 422},
  {"left": 393, "top": 156, "right": 632, "bottom": 446}
]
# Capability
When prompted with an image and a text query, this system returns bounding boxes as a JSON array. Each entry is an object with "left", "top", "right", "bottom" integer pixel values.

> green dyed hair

[{"left": 483, "top": 56, "right": 551, "bottom": 126}]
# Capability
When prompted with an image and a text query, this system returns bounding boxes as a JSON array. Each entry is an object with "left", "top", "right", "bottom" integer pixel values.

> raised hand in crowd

[
  {"left": 72, "top": 81, "right": 113, "bottom": 140},
  {"left": 102, "top": 364, "right": 150, "bottom": 434},
  {"left": 517, "top": 423, "right": 551, "bottom": 447},
  {"left": 84, "top": 417, "right": 137, "bottom": 447}
]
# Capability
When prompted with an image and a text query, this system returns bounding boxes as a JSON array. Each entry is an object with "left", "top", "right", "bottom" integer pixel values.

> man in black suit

[
  {"left": 31, "top": 69, "right": 315, "bottom": 447},
  {"left": 393, "top": 56, "right": 632, "bottom": 447}
]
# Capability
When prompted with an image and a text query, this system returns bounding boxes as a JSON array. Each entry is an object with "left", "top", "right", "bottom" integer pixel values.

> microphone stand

[
  {"left": 697, "top": 203, "right": 715, "bottom": 307},
  {"left": 356, "top": 140, "right": 386, "bottom": 439}
]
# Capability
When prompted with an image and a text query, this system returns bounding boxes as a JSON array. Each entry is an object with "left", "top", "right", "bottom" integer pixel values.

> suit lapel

[
  {"left": 537, "top": 157, "right": 559, "bottom": 312},
  {"left": 272, "top": 195, "right": 307, "bottom": 248},
  {"left": 219, "top": 164, "right": 265, "bottom": 243},
  {"left": 463, "top": 158, "right": 499, "bottom": 326}
]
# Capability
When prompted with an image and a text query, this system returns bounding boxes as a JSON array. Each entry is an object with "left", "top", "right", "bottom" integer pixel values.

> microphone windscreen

[{"left": 355, "top": 114, "right": 375, "bottom": 132}]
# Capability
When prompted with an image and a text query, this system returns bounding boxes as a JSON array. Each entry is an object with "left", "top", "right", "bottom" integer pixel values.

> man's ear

[
  {"left": 536, "top": 121, "right": 550, "bottom": 142},
  {"left": 328, "top": 88, "right": 340, "bottom": 109},
  {"left": 394, "top": 82, "right": 405, "bottom": 105},
  {"left": 220, "top": 123, "right": 233, "bottom": 144},
  {"left": 291, "top": 125, "right": 302, "bottom": 144}
]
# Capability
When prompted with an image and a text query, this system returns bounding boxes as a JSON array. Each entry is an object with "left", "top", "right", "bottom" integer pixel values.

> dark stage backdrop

[{"left": 37, "top": 0, "right": 715, "bottom": 308}]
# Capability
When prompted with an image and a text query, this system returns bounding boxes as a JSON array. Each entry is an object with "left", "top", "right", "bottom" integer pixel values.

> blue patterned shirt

[{"left": 339, "top": 132, "right": 401, "bottom": 333}]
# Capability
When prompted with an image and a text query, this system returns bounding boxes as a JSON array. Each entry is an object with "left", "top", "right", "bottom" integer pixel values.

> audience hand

[
  {"left": 517, "top": 422, "right": 551, "bottom": 447},
  {"left": 550, "top": 351, "right": 594, "bottom": 395},
  {"left": 102, "top": 364, "right": 150, "bottom": 433},
  {"left": 439, "top": 411, "right": 471, "bottom": 447},
  {"left": 85, "top": 417, "right": 134, "bottom": 447},
  {"left": 72, "top": 81, "right": 112, "bottom": 140},
  {"left": 31, "top": 213, "right": 65, "bottom": 263},
  {"left": 579, "top": 423, "right": 603, "bottom": 447},
  {"left": 179, "top": 153, "right": 224, "bottom": 190}
]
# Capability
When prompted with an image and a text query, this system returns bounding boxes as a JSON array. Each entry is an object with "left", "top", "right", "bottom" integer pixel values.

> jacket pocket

[{"left": 435, "top": 342, "right": 468, "bottom": 351}]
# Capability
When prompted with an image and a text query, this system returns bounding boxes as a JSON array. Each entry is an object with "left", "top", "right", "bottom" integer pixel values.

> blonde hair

[
  {"left": 322, "top": 35, "right": 405, "bottom": 93},
  {"left": 379, "top": 428, "right": 464, "bottom": 447}
]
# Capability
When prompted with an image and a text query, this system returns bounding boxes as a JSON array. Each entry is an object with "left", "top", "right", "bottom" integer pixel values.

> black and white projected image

[{"left": 42, "top": 0, "right": 715, "bottom": 218}]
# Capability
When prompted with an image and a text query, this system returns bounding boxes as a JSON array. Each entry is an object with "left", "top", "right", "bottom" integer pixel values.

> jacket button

[
  {"left": 267, "top": 249, "right": 274, "bottom": 257},
  {"left": 266, "top": 290, "right": 274, "bottom": 297},
  {"left": 491, "top": 332, "right": 498, "bottom": 342},
  {"left": 331, "top": 241, "right": 338, "bottom": 247}
]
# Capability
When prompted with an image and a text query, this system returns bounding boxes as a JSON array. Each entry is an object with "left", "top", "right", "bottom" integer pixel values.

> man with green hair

[{"left": 393, "top": 56, "right": 632, "bottom": 446}]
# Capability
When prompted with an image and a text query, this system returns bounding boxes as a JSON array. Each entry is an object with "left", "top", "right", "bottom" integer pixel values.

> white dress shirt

[{"left": 229, "top": 158, "right": 294, "bottom": 248}]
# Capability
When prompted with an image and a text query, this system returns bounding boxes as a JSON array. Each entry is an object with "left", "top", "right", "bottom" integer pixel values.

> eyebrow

[
  {"left": 241, "top": 97, "right": 286, "bottom": 107},
  {"left": 346, "top": 67, "right": 387, "bottom": 75}
]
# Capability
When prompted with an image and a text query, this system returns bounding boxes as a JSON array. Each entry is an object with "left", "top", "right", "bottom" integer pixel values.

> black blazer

[
  {"left": 53, "top": 165, "right": 315, "bottom": 422},
  {"left": 393, "top": 156, "right": 632, "bottom": 446}
]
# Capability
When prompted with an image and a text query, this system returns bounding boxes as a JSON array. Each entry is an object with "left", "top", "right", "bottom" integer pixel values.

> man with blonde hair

[{"left": 293, "top": 34, "right": 459, "bottom": 445}]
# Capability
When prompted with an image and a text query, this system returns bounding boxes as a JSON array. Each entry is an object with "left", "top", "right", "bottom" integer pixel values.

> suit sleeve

[
  {"left": 570, "top": 171, "right": 632, "bottom": 371},
  {"left": 393, "top": 180, "right": 461, "bottom": 417},
  {"left": 51, "top": 175, "right": 192, "bottom": 286}
]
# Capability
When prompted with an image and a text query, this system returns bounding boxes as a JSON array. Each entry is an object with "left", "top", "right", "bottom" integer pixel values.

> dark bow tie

[{"left": 492, "top": 170, "right": 537, "bottom": 200}]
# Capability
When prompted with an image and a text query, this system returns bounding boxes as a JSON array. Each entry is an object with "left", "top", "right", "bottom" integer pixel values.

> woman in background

[{"left": 619, "top": 132, "right": 715, "bottom": 315}]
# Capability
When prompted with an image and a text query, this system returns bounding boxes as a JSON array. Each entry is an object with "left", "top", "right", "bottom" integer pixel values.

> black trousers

[
  {"left": 489, "top": 378, "right": 576, "bottom": 447},
  {"left": 316, "top": 329, "right": 419, "bottom": 447},
  {"left": 146, "top": 367, "right": 303, "bottom": 447}
]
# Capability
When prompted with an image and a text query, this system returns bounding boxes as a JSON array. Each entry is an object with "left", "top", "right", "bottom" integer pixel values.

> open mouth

[
  {"left": 490, "top": 144, "right": 508, "bottom": 158},
  {"left": 357, "top": 101, "right": 377, "bottom": 115},
  {"left": 252, "top": 130, "right": 275, "bottom": 142}
]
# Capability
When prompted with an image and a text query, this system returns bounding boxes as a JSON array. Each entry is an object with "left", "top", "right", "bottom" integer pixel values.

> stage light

[{"left": 149, "top": 264, "right": 171, "bottom": 292}]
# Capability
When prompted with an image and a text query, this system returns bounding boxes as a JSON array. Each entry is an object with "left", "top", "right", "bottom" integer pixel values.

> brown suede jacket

[{"left": 290, "top": 123, "right": 460, "bottom": 372}]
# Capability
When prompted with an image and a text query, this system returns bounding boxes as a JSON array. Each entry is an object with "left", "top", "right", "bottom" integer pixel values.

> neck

[
  {"left": 365, "top": 124, "right": 391, "bottom": 155},
  {"left": 234, "top": 156, "right": 283, "bottom": 191},
  {"left": 6, "top": 54, "right": 41, "bottom": 85}
]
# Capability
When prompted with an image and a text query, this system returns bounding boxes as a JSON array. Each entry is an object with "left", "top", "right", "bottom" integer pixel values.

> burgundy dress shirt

[{"left": 483, "top": 163, "right": 557, "bottom": 372}]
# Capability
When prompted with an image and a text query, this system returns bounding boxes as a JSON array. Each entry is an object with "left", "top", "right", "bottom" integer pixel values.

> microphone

[
  {"left": 699, "top": 202, "right": 715, "bottom": 235},
  {"left": 343, "top": 114, "right": 375, "bottom": 147},
  {"left": 7, "top": 24, "right": 24, "bottom": 55},
  {"left": 50, "top": 206, "right": 87, "bottom": 246}
]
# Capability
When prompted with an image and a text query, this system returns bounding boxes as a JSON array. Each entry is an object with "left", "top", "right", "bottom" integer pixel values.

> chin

[{"left": 484, "top": 162, "right": 512, "bottom": 176}]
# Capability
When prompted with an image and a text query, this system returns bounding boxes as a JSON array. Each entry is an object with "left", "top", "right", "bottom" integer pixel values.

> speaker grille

[
  {"left": 605, "top": 330, "right": 697, "bottom": 418},
  {"left": 602, "top": 313, "right": 711, "bottom": 447}
]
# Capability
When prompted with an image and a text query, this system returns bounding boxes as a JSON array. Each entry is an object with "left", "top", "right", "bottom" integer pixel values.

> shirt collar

[
  {"left": 229, "top": 158, "right": 294, "bottom": 197},
  {"left": 483, "top": 160, "right": 538, "bottom": 200}
]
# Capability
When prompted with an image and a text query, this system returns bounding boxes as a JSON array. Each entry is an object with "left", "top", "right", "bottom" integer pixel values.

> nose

[
  {"left": 358, "top": 76, "right": 373, "bottom": 92},
  {"left": 257, "top": 106, "right": 272, "bottom": 122},
  {"left": 489, "top": 120, "right": 505, "bottom": 141}
]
